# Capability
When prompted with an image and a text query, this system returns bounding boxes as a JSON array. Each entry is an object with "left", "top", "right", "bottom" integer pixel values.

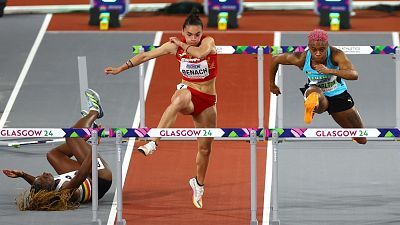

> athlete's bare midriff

[{"left": 182, "top": 78, "right": 216, "bottom": 95}]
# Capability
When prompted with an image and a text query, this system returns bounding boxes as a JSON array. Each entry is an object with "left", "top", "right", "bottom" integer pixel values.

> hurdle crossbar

[
  {"left": 1, "top": 128, "right": 400, "bottom": 138},
  {"left": 268, "top": 129, "right": 400, "bottom": 225},
  {"left": 132, "top": 45, "right": 399, "bottom": 130},
  {"left": 133, "top": 45, "right": 399, "bottom": 55},
  {"left": 4, "top": 128, "right": 399, "bottom": 225}
]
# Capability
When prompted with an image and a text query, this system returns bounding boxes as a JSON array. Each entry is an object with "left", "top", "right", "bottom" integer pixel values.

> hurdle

[
  {"left": 0, "top": 57, "right": 90, "bottom": 148},
  {"left": 132, "top": 45, "right": 400, "bottom": 130},
  {"left": 268, "top": 128, "right": 400, "bottom": 225},
  {"left": 3, "top": 127, "right": 400, "bottom": 224},
  {"left": 396, "top": 48, "right": 400, "bottom": 127},
  {"left": 0, "top": 127, "right": 263, "bottom": 225}
]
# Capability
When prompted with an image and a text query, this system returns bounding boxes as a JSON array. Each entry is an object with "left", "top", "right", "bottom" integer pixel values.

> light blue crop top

[{"left": 302, "top": 47, "right": 347, "bottom": 97}]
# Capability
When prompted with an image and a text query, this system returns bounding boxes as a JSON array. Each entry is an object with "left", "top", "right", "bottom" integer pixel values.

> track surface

[{"left": 0, "top": 3, "right": 399, "bottom": 225}]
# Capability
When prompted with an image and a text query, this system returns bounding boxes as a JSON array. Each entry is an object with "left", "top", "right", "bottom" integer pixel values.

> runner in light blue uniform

[
  {"left": 269, "top": 29, "right": 367, "bottom": 144},
  {"left": 303, "top": 47, "right": 347, "bottom": 97}
]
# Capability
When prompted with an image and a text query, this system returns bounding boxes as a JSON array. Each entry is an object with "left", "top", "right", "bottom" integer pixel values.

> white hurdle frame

[
  {"left": 78, "top": 56, "right": 89, "bottom": 112},
  {"left": 269, "top": 130, "right": 400, "bottom": 225},
  {"left": 396, "top": 48, "right": 400, "bottom": 128},
  {"left": 87, "top": 129, "right": 261, "bottom": 225},
  {"left": 1, "top": 127, "right": 399, "bottom": 225},
  {"left": 137, "top": 45, "right": 400, "bottom": 134},
  {"left": 139, "top": 47, "right": 145, "bottom": 128},
  {"left": 91, "top": 130, "right": 101, "bottom": 225},
  {"left": 137, "top": 47, "right": 266, "bottom": 128}
]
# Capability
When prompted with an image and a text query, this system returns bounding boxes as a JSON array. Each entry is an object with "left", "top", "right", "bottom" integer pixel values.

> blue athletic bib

[{"left": 302, "top": 47, "right": 347, "bottom": 97}]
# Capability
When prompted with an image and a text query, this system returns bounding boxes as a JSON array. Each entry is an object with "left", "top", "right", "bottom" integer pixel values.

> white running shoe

[
  {"left": 137, "top": 141, "right": 157, "bottom": 156},
  {"left": 189, "top": 178, "right": 204, "bottom": 209}
]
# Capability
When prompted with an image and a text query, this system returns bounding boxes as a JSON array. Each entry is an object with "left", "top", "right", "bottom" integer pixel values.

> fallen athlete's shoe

[
  {"left": 304, "top": 92, "right": 319, "bottom": 124},
  {"left": 137, "top": 141, "right": 157, "bottom": 156},
  {"left": 189, "top": 177, "right": 204, "bottom": 209},
  {"left": 85, "top": 89, "right": 104, "bottom": 119}
]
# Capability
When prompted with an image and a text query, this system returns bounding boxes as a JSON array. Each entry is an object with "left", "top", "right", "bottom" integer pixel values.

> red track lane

[{"left": 122, "top": 33, "right": 273, "bottom": 225}]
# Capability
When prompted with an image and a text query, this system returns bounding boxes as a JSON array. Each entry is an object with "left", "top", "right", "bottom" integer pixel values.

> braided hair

[{"left": 17, "top": 189, "right": 79, "bottom": 211}]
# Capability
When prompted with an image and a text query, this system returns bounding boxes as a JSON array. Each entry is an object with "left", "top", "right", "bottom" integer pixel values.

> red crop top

[{"left": 175, "top": 36, "right": 217, "bottom": 82}]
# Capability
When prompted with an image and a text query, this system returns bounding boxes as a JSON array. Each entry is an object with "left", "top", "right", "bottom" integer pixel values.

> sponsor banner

[
  {"left": 208, "top": 0, "right": 241, "bottom": 12},
  {"left": 216, "top": 46, "right": 236, "bottom": 54},
  {"left": 92, "top": 0, "right": 128, "bottom": 15},
  {"left": 133, "top": 45, "right": 396, "bottom": 55},
  {"left": 335, "top": 46, "right": 373, "bottom": 55},
  {"left": 316, "top": 0, "right": 350, "bottom": 13},
  {"left": 0, "top": 128, "right": 65, "bottom": 137},
  {"left": 147, "top": 128, "right": 225, "bottom": 138},
  {"left": 303, "top": 128, "right": 380, "bottom": 138}
]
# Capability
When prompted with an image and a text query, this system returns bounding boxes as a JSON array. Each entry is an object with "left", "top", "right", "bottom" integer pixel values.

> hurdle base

[
  {"left": 250, "top": 220, "right": 258, "bottom": 225},
  {"left": 116, "top": 219, "right": 126, "bottom": 225},
  {"left": 91, "top": 219, "right": 102, "bottom": 225},
  {"left": 270, "top": 220, "right": 280, "bottom": 225}
]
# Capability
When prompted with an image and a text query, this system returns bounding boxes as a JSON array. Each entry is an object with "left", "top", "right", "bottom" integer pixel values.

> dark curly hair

[{"left": 182, "top": 8, "right": 203, "bottom": 30}]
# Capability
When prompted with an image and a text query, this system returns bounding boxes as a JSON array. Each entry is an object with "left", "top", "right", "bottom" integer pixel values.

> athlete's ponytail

[{"left": 182, "top": 8, "right": 203, "bottom": 30}]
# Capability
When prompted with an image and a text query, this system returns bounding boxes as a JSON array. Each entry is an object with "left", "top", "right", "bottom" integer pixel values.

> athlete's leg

[
  {"left": 304, "top": 86, "right": 329, "bottom": 123},
  {"left": 47, "top": 110, "right": 98, "bottom": 174},
  {"left": 47, "top": 144, "right": 80, "bottom": 174},
  {"left": 188, "top": 105, "right": 216, "bottom": 209},
  {"left": 304, "top": 86, "right": 329, "bottom": 113},
  {"left": 331, "top": 106, "right": 367, "bottom": 144},
  {"left": 192, "top": 105, "right": 217, "bottom": 185},
  {"left": 154, "top": 89, "right": 194, "bottom": 144},
  {"left": 64, "top": 110, "right": 99, "bottom": 162},
  {"left": 138, "top": 89, "right": 195, "bottom": 155}
]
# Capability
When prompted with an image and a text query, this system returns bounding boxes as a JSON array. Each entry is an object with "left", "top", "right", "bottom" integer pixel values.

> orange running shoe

[{"left": 304, "top": 92, "right": 319, "bottom": 124}]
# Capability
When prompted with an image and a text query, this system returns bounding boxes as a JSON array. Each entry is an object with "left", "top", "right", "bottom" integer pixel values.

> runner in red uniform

[{"left": 104, "top": 9, "right": 217, "bottom": 209}]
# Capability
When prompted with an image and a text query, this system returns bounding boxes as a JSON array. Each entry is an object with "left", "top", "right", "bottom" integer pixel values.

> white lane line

[
  {"left": 393, "top": 32, "right": 399, "bottom": 46},
  {"left": 0, "top": 14, "right": 52, "bottom": 128},
  {"left": 106, "top": 31, "right": 163, "bottom": 225},
  {"left": 262, "top": 31, "right": 281, "bottom": 225}
]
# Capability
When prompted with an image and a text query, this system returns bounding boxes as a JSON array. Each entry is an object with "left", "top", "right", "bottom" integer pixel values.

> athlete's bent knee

[
  {"left": 171, "top": 93, "right": 190, "bottom": 107},
  {"left": 46, "top": 151, "right": 55, "bottom": 164}
]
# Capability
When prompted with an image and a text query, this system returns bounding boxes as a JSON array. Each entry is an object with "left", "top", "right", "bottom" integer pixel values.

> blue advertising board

[
  {"left": 204, "top": 0, "right": 243, "bottom": 15},
  {"left": 92, "top": 0, "right": 128, "bottom": 15},
  {"left": 315, "top": 0, "right": 351, "bottom": 14}
]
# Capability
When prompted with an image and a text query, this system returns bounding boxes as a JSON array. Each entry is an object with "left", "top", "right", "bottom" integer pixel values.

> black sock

[{"left": 195, "top": 177, "right": 204, "bottom": 186}]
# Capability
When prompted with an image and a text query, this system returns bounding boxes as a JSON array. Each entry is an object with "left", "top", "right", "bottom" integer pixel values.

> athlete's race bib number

[
  {"left": 177, "top": 83, "right": 188, "bottom": 90},
  {"left": 180, "top": 59, "right": 209, "bottom": 79}
]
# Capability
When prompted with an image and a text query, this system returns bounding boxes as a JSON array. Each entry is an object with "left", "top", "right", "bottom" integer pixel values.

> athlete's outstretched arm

[
  {"left": 3, "top": 169, "right": 36, "bottom": 185},
  {"left": 104, "top": 41, "right": 178, "bottom": 75},
  {"left": 269, "top": 52, "right": 304, "bottom": 95},
  {"left": 169, "top": 36, "right": 215, "bottom": 59}
]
